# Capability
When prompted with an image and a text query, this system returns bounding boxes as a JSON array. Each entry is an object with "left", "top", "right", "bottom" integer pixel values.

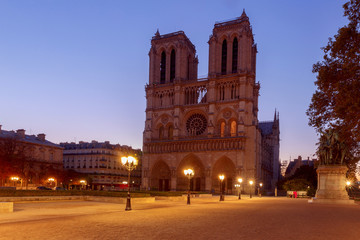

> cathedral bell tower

[
  {"left": 141, "top": 12, "right": 274, "bottom": 194},
  {"left": 148, "top": 30, "right": 198, "bottom": 85}
]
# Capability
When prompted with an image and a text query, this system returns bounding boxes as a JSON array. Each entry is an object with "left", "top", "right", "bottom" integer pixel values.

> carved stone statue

[{"left": 318, "top": 129, "right": 347, "bottom": 165}]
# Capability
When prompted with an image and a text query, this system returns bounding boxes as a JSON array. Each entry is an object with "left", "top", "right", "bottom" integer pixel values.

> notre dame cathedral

[{"left": 142, "top": 11, "right": 280, "bottom": 194}]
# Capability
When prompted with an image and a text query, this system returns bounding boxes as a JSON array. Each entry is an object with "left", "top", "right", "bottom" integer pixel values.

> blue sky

[{"left": 0, "top": 0, "right": 348, "bottom": 162}]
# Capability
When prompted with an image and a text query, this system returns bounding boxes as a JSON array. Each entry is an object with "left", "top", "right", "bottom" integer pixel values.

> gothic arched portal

[
  {"left": 176, "top": 154, "right": 205, "bottom": 191},
  {"left": 150, "top": 160, "right": 171, "bottom": 191},
  {"left": 212, "top": 157, "right": 236, "bottom": 194}
]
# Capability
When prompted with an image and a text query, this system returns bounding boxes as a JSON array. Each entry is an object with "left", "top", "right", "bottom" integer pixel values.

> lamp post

[
  {"left": 121, "top": 156, "right": 138, "bottom": 211},
  {"left": 346, "top": 181, "right": 351, "bottom": 187},
  {"left": 259, "top": 183, "right": 263, "bottom": 197},
  {"left": 10, "top": 177, "right": 19, "bottom": 188},
  {"left": 219, "top": 175, "right": 225, "bottom": 201},
  {"left": 80, "top": 180, "right": 87, "bottom": 190},
  {"left": 238, "top": 178, "right": 243, "bottom": 200},
  {"left": 48, "top": 177, "right": 56, "bottom": 188},
  {"left": 184, "top": 169, "right": 194, "bottom": 205},
  {"left": 249, "top": 180, "right": 254, "bottom": 198}
]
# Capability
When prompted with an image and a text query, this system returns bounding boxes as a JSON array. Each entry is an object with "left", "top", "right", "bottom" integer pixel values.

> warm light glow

[
  {"left": 346, "top": 181, "right": 351, "bottom": 186},
  {"left": 122, "top": 181, "right": 128, "bottom": 184},
  {"left": 260, "top": 183, "right": 263, "bottom": 187},
  {"left": 121, "top": 156, "right": 128, "bottom": 165},
  {"left": 249, "top": 180, "right": 254, "bottom": 185},
  {"left": 234, "top": 184, "right": 240, "bottom": 188},
  {"left": 238, "top": 178, "right": 242, "bottom": 183},
  {"left": 184, "top": 169, "right": 194, "bottom": 176},
  {"left": 128, "top": 156, "right": 136, "bottom": 164},
  {"left": 80, "top": 180, "right": 86, "bottom": 184},
  {"left": 219, "top": 175, "right": 225, "bottom": 181},
  {"left": 121, "top": 156, "right": 138, "bottom": 166},
  {"left": 10, "top": 177, "right": 19, "bottom": 181},
  {"left": 48, "top": 178, "right": 55, "bottom": 182}
]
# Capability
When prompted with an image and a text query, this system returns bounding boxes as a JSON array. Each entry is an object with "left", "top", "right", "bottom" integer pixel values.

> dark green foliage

[
  {"left": 306, "top": 0, "right": 360, "bottom": 167},
  {"left": 278, "top": 165, "right": 317, "bottom": 196}
]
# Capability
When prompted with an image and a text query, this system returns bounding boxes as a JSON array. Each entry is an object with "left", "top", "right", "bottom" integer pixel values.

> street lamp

[
  {"left": 121, "top": 156, "right": 138, "bottom": 211},
  {"left": 259, "top": 183, "right": 263, "bottom": 197},
  {"left": 80, "top": 180, "right": 87, "bottom": 190},
  {"left": 249, "top": 180, "right": 254, "bottom": 198},
  {"left": 238, "top": 178, "right": 243, "bottom": 200},
  {"left": 10, "top": 177, "right": 19, "bottom": 187},
  {"left": 184, "top": 169, "right": 194, "bottom": 205},
  {"left": 219, "top": 175, "right": 225, "bottom": 201},
  {"left": 48, "top": 177, "right": 56, "bottom": 188}
]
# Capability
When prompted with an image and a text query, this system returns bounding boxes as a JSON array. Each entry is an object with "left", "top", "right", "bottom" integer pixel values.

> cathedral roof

[{"left": 259, "top": 121, "right": 274, "bottom": 136}]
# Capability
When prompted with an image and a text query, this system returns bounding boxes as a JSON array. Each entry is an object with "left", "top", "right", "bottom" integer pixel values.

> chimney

[
  {"left": 37, "top": 133, "right": 46, "bottom": 142},
  {"left": 17, "top": 129, "right": 26, "bottom": 138}
]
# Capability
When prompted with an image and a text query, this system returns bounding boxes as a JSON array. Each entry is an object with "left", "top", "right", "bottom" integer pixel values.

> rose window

[{"left": 186, "top": 113, "right": 207, "bottom": 135}]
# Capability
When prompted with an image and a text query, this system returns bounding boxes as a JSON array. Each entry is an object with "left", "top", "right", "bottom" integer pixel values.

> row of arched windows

[
  {"left": 158, "top": 125, "right": 174, "bottom": 140},
  {"left": 218, "top": 82, "right": 239, "bottom": 101},
  {"left": 221, "top": 37, "right": 239, "bottom": 75},
  {"left": 219, "top": 120, "right": 237, "bottom": 137},
  {"left": 160, "top": 50, "right": 176, "bottom": 84}
]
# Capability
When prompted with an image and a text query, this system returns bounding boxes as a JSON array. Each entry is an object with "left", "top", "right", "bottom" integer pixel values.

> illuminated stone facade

[
  {"left": 61, "top": 141, "right": 141, "bottom": 190},
  {"left": 0, "top": 126, "right": 63, "bottom": 187},
  {"left": 142, "top": 12, "right": 280, "bottom": 193}
]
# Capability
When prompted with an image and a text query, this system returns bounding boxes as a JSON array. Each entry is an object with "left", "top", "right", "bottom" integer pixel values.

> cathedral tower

[{"left": 142, "top": 12, "right": 279, "bottom": 193}]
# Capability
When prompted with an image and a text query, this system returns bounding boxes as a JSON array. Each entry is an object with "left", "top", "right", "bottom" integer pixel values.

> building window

[
  {"left": 159, "top": 126, "right": 164, "bottom": 140},
  {"left": 221, "top": 39, "right": 227, "bottom": 75},
  {"left": 160, "top": 51, "right": 166, "bottom": 84},
  {"left": 220, "top": 122, "right": 225, "bottom": 137},
  {"left": 170, "top": 49, "right": 175, "bottom": 82},
  {"left": 232, "top": 37, "right": 238, "bottom": 73},
  {"left": 219, "top": 85, "right": 225, "bottom": 101},
  {"left": 231, "top": 84, "right": 236, "bottom": 99},
  {"left": 168, "top": 125, "right": 173, "bottom": 139},
  {"left": 230, "top": 121, "right": 237, "bottom": 137}
]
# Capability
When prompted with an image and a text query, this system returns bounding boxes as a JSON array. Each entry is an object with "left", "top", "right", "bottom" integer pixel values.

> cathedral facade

[{"left": 142, "top": 12, "right": 280, "bottom": 194}]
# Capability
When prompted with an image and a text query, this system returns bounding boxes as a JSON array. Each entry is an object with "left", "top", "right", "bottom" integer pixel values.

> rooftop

[{"left": 0, "top": 129, "right": 61, "bottom": 149}]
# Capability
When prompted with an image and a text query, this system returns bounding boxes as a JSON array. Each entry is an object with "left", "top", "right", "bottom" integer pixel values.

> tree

[
  {"left": 278, "top": 165, "right": 317, "bottom": 191},
  {"left": 307, "top": 0, "right": 360, "bottom": 167}
]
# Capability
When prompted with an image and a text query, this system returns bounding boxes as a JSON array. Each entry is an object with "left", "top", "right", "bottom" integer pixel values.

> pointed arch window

[
  {"left": 159, "top": 126, "right": 164, "bottom": 140},
  {"left": 230, "top": 121, "right": 237, "bottom": 137},
  {"left": 168, "top": 125, "right": 173, "bottom": 139},
  {"left": 231, "top": 84, "right": 236, "bottom": 99},
  {"left": 232, "top": 37, "right": 238, "bottom": 73},
  {"left": 221, "top": 39, "right": 227, "bottom": 75},
  {"left": 160, "top": 51, "right": 166, "bottom": 84},
  {"left": 220, "top": 122, "right": 225, "bottom": 137},
  {"left": 170, "top": 49, "right": 176, "bottom": 82}
]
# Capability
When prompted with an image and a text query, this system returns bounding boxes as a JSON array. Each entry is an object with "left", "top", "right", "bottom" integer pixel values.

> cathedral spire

[
  {"left": 274, "top": 108, "right": 277, "bottom": 121},
  {"left": 241, "top": 9, "right": 247, "bottom": 18},
  {"left": 155, "top": 29, "right": 160, "bottom": 38}
]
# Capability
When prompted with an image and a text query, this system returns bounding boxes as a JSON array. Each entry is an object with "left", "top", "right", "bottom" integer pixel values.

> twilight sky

[{"left": 0, "top": 0, "right": 348, "bottom": 162}]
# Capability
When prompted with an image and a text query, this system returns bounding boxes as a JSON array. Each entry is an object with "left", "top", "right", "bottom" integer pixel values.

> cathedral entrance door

[
  {"left": 195, "top": 177, "right": 201, "bottom": 191},
  {"left": 227, "top": 178, "right": 233, "bottom": 194},
  {"left": 164, "top": 179, "right": 169, "bottom": 191},
  {"left": 159, "top": 179, "right": 170, "bottom": 191}
]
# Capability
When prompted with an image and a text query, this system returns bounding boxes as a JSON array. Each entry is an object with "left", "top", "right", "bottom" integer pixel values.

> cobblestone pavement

[{"left": 0, "top": 197, "right": 359, "bottom": 240}]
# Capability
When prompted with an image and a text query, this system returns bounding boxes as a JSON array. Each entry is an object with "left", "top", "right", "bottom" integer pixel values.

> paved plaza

[{"left": 0, "top": 197, "right": 359, "bottom": 240}]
